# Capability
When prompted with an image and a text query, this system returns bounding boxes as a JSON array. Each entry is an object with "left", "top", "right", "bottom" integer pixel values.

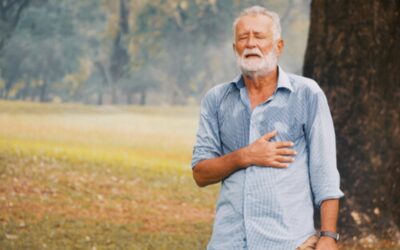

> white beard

[{"left": 236, "top": 47, "right": 278, "bottom": 77}]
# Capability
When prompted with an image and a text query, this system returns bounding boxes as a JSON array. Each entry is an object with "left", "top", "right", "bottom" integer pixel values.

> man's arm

[
  {"left": 305, "top": 89, "right": 344, "bottom": 209},
  {"left": 316, "top": 199, "right": 340, "bottom": 250},
  {"left": 303, "top": 88, "right": 343, "bottom": 249},
  {"left": 193, "top": 130, "right": 296, "bottom": 187}
]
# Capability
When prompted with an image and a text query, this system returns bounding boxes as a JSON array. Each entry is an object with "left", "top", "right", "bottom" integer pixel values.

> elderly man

[{"left": 191, "top": 5, "right": 344, "bottom": 250}]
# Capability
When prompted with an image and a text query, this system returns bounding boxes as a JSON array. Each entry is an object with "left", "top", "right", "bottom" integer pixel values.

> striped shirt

[{"left": 191, "top": 67, "right": 344, "bottom": 250}]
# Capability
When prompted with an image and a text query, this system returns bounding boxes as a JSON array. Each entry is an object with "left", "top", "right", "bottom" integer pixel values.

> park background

[{"left": 0, "top": 0, "right": 399, "bottom": 249}]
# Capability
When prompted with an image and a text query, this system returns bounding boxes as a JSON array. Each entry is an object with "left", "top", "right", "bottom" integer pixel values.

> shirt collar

[
  {"left": 276, "top": 66, "right": 293, "bottom": 92},
  {"left": 232, "top": 66, "right": 293, "bottom": 92}
]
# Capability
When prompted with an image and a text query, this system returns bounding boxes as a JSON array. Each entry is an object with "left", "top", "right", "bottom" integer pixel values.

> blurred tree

[
  {"left": 122, "top": 1, "right": 165, "bottom": 105},
  {"left": 0, "top": 0, "right": 81, "bottom": 101},
  {"left": 109, "top": 0, "right": 130, "bottom": 104},
  {"left": 0, "top": 0, "right": 30, "bottom": 51},
  {"left": 76, "top": 0, "right": 113, "bottom": 105},
  {"left": 303, "top": 0, "right": 400, "bottom": 246},
  {"left": 0, "top": 0, "right": 79, "bottom": 101},
  {"left": 132, "top": 0, "right": 237, "bottom": 104},
  {"left": 0, "top": 0, "right": 310, "bottom": 104}
]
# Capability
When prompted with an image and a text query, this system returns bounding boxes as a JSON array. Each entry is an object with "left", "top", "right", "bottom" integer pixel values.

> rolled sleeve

[
  {"left": 191, "top": 90, "right": 222, "bottom": 169},
  {"left": 306, "top": 90, "right": 344, "bottom": 207}
]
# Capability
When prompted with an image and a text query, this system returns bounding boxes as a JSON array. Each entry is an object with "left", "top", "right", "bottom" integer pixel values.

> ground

[{"left": 0, "top": 101, "right": 216, "bottom": 249}]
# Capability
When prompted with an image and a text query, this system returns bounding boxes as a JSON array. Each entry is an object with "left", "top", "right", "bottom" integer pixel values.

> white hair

[{"left": 232, "top": 5, "right": 281, "bottom": 41}]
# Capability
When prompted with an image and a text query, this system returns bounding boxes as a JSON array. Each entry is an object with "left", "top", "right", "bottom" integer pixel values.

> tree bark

[
  {"left": 109, "top": 0, "right": 130, "bottom": 105},
  {"left": 139, "top": 89, "right": 146, "bottom": 106},
  {"left": 97, "top": 92, "right": 103, "bottom": 106},
  {"left": 303, "top": 0, "right": 400, "bottom": 246},
  {"left": 39, "top": 79, "right": 48, "bottom": 102},
  {"left": 94, "top": 61, "right": 110, "bottom": 105}
]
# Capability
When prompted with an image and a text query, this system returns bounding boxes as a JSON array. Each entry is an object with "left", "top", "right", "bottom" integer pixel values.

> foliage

[
  {"left": 0, "top": 0, "right": 31, "bottom": 50},
  {"left": 0, "top": 0, "right": 310, "bottom": 105},
  {"left": 0, "top": 0, "right": 81, "bottom": 101}
]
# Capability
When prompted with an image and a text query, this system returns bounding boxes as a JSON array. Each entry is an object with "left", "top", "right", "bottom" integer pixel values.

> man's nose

[{"left": 246, "top": 35, "right": 257, "bottom": 48}]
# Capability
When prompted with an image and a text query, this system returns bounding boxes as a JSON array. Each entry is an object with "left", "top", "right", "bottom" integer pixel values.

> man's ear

[
  {"left": 232, "top": 43, "right": 236, "bottom": 54},
  {"left": 276, "top": 39, "right": 284, "bottom": 57}
]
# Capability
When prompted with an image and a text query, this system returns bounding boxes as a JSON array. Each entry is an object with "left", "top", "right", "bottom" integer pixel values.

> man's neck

[{"left": 243, "top": 67, "right": 279, "bottom": 109}]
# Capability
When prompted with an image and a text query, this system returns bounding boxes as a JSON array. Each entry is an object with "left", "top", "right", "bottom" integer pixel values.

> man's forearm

[
  {"left": 192, "top": 131, "right": 296, "bottom": 187},
  {"left": 320, "top": 199, "right": 339, "bottom": 232},
  {"left": 192, "top": 147, "right": 249, "bottom": 187},
  {"left": 316, "top": 199, "right": 340, "bottom": 249}
]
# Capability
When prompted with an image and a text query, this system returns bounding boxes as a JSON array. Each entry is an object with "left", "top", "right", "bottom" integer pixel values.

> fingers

[
  {"left": 276, "top": 148, "right": 297, "bottom": 156},
  {"left": 261, "top": 130, "right": 277, "bottom": 141},
  {"left": 274, "top": 141, "right": 294, "bottom": 148},
  {"left": 270, "top": 161, "right": 289, "bottom": 168},
  {"left": 270, "top": 156, "right": 295, "bottom": 168},
  {"left": 275, "top": 156, "right": 295, "bottom": 163}
]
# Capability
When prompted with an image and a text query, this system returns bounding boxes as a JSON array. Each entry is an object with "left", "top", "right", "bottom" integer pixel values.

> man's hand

[
  {"left": 192, "top": 130, "right": 297, "bottom": 187},
  {"left": 244, "top": 130, "right": 297, "bottom": 168},
  {"left": 315, "top": 237, "right": 338, "bottom": 250}
]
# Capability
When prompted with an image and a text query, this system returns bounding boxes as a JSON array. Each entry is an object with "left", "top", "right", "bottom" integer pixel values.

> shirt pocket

[{"left": 274, "top": 122, "right": 305, "bottom": 143}]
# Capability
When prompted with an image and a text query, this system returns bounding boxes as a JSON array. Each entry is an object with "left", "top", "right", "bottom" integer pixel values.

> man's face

[{"left": 233, "top": 14, "right": 283, "bottom": 75}]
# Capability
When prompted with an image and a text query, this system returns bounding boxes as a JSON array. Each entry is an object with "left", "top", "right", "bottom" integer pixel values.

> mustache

[{"left": 242, "top": 48, "right": 263, "bottom": 58}]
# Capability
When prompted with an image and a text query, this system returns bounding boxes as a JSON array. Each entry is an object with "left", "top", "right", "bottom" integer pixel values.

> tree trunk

[
  {"left": 139, "top": 88, "right": 146, "bottom": 106},
  {"left": 20, "top": 79, "right": 31, "bottom": 100},
  {"left": 97, "top": 92, "right": 103, "bottom": 105},
  {"left": 109, "top": 0, "right": 130, "bottom": 105},
  {"left": 303, "top": 0, "right": 400, "bottom": 246},
  {"left": 126, "top": 90, "right": 133, "bottom": 104},
  {"left": 110, "top": 84, "right": 117, "bottom": 104},
  {"left": 39, "top": 79, "right": 48, "bottom": 102},
  {"left": 3, "top": 78, "right": 16, "bottom": 99},
  {"left": 94, "top": 61, "right": 110, "bottom": 106}
]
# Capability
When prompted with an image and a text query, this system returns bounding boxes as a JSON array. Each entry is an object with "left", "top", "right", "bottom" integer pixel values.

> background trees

[
  {"left": 303, "top": 0, "right": 400, "bottom": 246},
  {"left": 0, "top": 0, "right": 31, "bottom": 51},
  {"left": 0, "top": 0, "right": 309, "bottom": 104},
  {"left": 0, "top": 0, "right": 82, "bottom": 101}
]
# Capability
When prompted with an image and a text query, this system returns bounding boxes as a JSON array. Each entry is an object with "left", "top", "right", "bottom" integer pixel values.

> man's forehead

[{"left": 235, "top": 14, "right": 273, "bottom": 34}]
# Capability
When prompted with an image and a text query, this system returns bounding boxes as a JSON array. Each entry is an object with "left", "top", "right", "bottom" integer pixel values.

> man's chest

[{"left": 217, "top": 91, "right": 306, "bottom": 151}]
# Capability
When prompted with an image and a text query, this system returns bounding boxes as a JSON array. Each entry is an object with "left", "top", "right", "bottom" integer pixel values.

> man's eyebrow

[
  {"left": 253, "top": 31, "right": 268, "bottom": 35},
  {"left": 238, "top": 30, "right": 267, "bottom": 36},
  {"left": 237, "top": 31, "right": 249, "bottom": 36}
]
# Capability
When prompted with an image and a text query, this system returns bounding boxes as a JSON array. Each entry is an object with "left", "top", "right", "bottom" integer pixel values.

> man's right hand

[
  {"left": 243, "top": 130, "right": 297, "bottom": 168},
  {"left": 193, "top": 130, "right": 297, "bottom": 187}
]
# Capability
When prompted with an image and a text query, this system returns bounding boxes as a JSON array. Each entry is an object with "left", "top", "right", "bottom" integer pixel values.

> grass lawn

[{"left": 0, "top": 100, "right": 218, "bottom": 249}]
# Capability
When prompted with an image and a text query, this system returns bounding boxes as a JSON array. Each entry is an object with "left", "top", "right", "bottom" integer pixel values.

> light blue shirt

[{"left": 191, "top": 67, "right": 344, "bottom": 250}]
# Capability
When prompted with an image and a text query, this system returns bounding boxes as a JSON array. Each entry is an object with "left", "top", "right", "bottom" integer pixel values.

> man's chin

[
  {"left": 242, "top": 58, "right": 262, "bottom": 66},
  {"left": 240, "top": 63, "right": 263, "bottom": 73},
  {"left": 240, "top": 66, "right": 274, "bottom": 77}
]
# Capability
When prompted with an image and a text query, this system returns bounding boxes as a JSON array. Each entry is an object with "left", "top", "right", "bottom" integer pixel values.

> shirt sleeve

[
  {"left": 191, "top": 89, "right": 222, "bottom": 169},
  {"left": 306, "top": 89, "right": 344, "bottom": 208}
]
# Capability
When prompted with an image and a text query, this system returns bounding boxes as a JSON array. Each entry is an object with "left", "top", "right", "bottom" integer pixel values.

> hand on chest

[{"left": 219, "top": 95, "right": 305, "bottom": 150}]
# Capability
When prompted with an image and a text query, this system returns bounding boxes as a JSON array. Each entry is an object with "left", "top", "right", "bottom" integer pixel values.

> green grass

[{"left": 0, "top": 100, "right": 217, "bottom": 249}]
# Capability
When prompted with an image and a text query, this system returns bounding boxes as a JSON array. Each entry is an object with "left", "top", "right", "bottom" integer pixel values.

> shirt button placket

[{"left": 244, "top": 107, "right": 258, "bottom": 248}]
